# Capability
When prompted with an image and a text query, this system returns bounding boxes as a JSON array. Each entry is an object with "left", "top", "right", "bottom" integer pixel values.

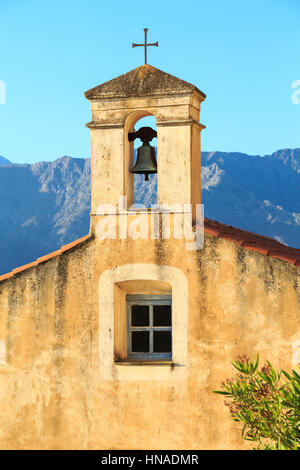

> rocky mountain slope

[
  {"left": 0, "top": 156, "right": 11, "bottom": 166},
  {"left": 0, "top": 157, "right": 91, "bottom": 275},
  {"left": 0, "top": 149, "right": 299, "bottom": 275}
]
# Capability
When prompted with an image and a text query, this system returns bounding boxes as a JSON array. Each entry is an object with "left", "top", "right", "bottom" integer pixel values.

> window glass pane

[
  {"left": 153, "top": 305, "right": 171, "bottom": 326},
  {"left": 153, "top": 331, "right": 171, "bottom": 353},
  {"left": 131, "top": 305, "right": 149, "bottom": 326},
  {"left": 131, "top": 331, "right": 150, "bottom": 352}
]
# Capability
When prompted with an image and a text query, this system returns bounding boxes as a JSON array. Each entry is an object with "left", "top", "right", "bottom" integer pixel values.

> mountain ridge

[
  {"left": 0, "top": 156, "right": 11, "bottom": 166},
  {"left": 0, "top": 148, "right": 299, "bottom": 275}
]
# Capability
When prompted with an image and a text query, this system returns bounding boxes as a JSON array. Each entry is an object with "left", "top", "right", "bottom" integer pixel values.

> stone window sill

[{"left": 115, "top": 360, "right": 174, "bottom": 367}]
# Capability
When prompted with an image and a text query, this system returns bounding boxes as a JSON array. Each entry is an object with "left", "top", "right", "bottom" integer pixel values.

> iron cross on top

[{"left": 132, "top": 28, "right": 159, "bottom": 64}]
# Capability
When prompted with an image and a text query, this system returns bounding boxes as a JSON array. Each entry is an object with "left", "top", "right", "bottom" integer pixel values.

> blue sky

[{"left": 0, "top": 0, "right": 299, "bottom": 163}]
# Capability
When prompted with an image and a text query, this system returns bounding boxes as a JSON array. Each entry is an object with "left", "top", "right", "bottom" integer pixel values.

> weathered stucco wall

[{"left": 0, "top": 226, "right": 299, "bottom": 450}]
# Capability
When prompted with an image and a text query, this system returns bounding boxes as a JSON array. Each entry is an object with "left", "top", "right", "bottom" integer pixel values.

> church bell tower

[{"left": 85, "top": 64, "right": 206, "bottom": 225}]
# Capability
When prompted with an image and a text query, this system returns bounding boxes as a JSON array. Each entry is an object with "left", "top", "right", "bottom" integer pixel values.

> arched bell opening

[{"left": 124, "top": 111, "right": 158, "bottom": 209}]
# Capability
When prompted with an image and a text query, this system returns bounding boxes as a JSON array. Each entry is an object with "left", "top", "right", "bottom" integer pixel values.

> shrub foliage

[{"left": 214, "top": 355, "right": 300, "bottom": 450}]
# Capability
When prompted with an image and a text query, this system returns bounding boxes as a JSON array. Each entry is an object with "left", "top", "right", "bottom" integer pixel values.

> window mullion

[{"left": 150, "top": 304, "right": 153, "bottom": 353}]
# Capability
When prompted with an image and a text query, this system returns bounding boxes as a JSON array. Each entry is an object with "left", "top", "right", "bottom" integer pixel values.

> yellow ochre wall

[
  {"left": 0, "top": 65, "right": 299, "bottom": 450},
  {"left": 0, "top": 224, "right": 299, "bottom": 450}
]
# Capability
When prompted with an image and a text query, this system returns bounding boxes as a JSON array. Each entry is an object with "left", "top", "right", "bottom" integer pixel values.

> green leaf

[
  {"left": 282, "top": 370, "right": 291, "bottom": 381},
  {"left": 232, "top": 361, "right": 247, "bottom": 374},
  {"left": 253, "top": 353, "right": 259, "bottom": 373},
  {"left": 213, "top": 355, "right": 300, "bottom": 450}
]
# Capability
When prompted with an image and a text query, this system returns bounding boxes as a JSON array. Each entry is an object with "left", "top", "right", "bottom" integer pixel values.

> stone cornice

[
  {"left": 156, "top": 119, "right": 206, "bottom": 130},
  {"left": 85, "top": 121, "right": 124, "bottom": 129}
]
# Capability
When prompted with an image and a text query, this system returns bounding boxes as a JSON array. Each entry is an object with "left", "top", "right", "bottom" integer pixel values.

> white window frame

[{"left": 127, "top": 295, "right": 172, "bottom": 361}]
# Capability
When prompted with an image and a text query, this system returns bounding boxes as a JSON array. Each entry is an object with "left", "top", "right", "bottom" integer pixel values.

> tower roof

[{"left": 84, "top": 64, "right": 206, "bottom": 100}]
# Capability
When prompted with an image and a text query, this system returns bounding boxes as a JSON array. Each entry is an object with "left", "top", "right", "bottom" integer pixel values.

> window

[{"left": 126, "top": 295, "right": 172, "bottom": 361}]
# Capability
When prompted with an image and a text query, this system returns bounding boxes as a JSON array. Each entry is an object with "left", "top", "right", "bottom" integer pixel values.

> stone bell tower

[{"left": 85, "top": 64, "right": 206, "bottom": 222}]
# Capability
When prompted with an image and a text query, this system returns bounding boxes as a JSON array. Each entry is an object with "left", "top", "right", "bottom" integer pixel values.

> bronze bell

[{"left": 128, "top": 126, "right": 157, "bottom": 181}]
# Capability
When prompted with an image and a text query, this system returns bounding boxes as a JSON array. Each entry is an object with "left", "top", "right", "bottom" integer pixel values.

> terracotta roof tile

[
  {"left": 36, "top": 250, "right": 61, "bottom": 263},
  {"left": 12, "top": 261, "right": 38, "bottom": 274},
  {"left": 203, "top": 218, "right": 300, "bottom": 268},
  {"left": 0, "top": 235, "right": 90, "bottom": 283},
  {"left": 218, "top": 234, "right": 244, "bottom": 245},
  {"left": 0, "top": 218, "right": 299, "bottom": 285},
  {"left": 242, "top": 243, "right": 269, "bottom": 256}
]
